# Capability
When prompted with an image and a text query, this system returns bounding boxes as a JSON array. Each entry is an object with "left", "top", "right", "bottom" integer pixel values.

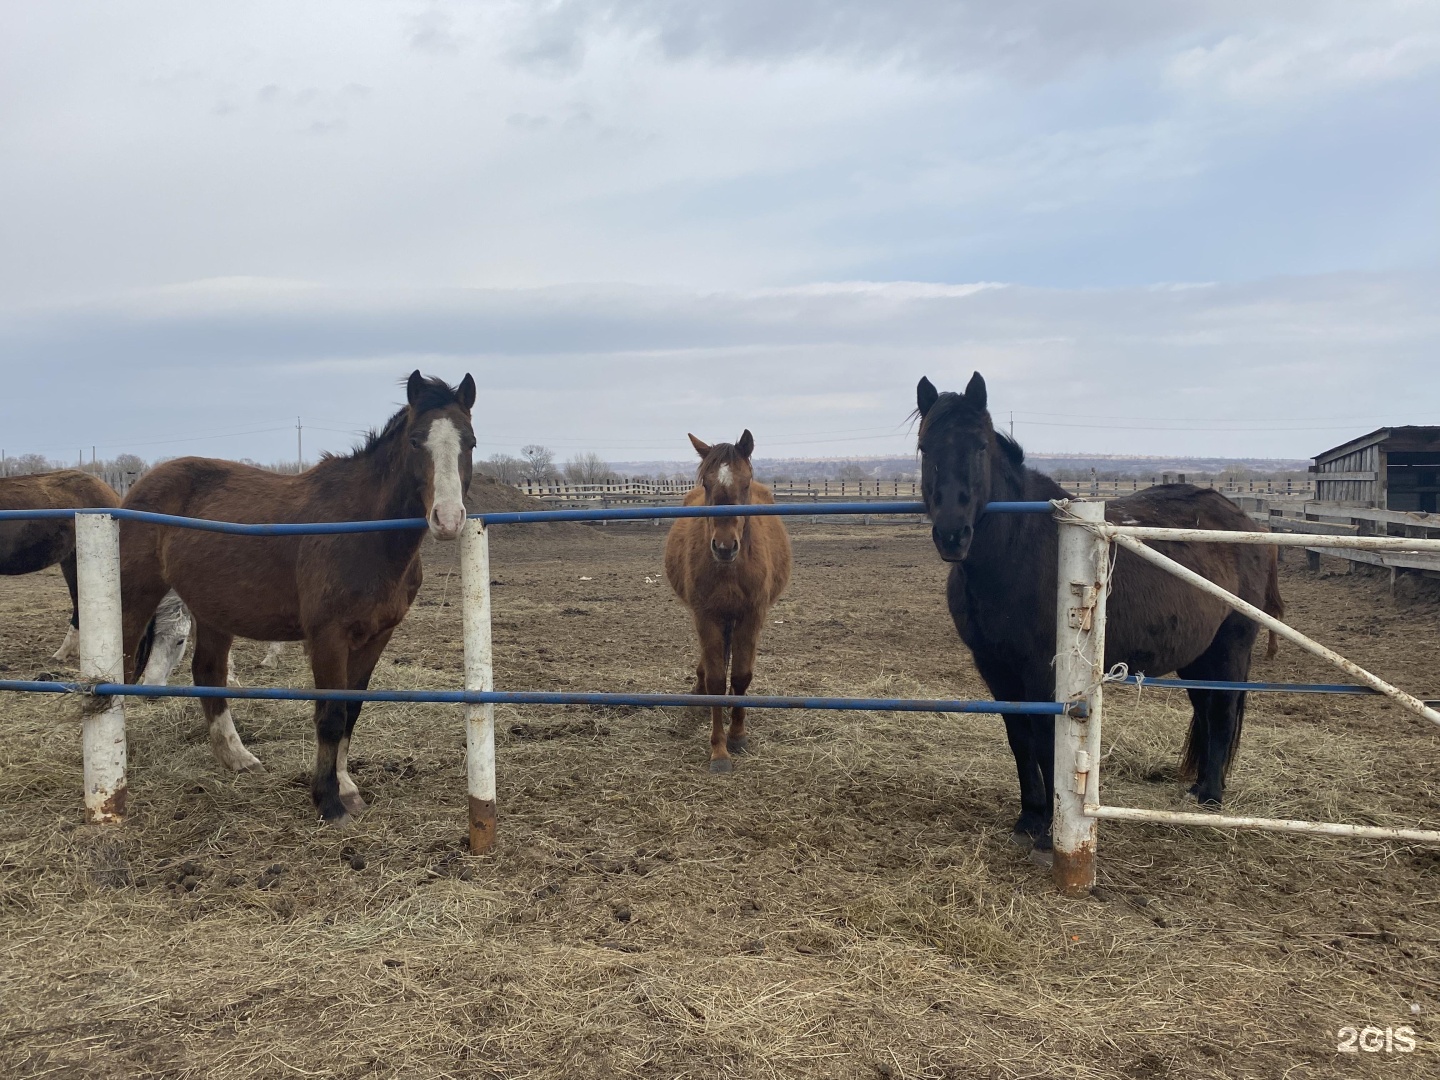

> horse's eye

[{"left": 409, "top": 435, "right": 423, "bottom": 450}]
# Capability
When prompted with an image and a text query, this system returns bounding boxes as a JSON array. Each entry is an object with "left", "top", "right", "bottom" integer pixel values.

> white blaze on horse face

[
  {"left": 716, "top": 463, "right": 733, "bottom": 487},
  {"left": 425, "top": 418, "right": 466, "bottom": 540}
]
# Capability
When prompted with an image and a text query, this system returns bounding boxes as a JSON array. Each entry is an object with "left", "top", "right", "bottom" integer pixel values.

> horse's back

[
  {"left": 123, "top": 457, "right": 307, "bottom": 521},
  {"left": 1104, "top": 483, "right": 1276, "bottom": 667},
  {"left": 0, "top": 471, "right": 119, "bottom": 570}
]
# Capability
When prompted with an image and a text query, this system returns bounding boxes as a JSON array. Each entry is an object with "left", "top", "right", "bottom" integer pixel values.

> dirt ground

[{"left": 1, "top": 520, "right": 1438, "bottom": 1079}]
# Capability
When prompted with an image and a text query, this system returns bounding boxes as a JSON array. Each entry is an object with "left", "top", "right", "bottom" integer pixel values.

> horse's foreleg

[
  {"left": 1030, "top": 714, "right": 1056, "bottom": 852},
  {"left": 308, "top": 627, "right": 351, "bottom": 823},
  {"left": 193, "top": 623, "right": 263, "bottom": 773},
  {"left": 694, "top": 617, "right": 731, "bottom": 773},
  {"left": 335, "top": 630, "right": 394, "bottom": 816},
  {"left": 726, "top": 615, "right": 764, "bottom": 755}
]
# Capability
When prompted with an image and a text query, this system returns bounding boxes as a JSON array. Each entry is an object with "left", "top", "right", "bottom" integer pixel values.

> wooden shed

[{"left": 1311, "top": 427, "right": 1440, "bottom": 511}]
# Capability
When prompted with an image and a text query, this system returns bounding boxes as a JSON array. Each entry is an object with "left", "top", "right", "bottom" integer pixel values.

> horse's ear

[
  {"left": 736, "top": 430, "right": 754, "bottom": 459},
  {"left": 406, "top": 369, "right": 425, "bottom": 407},
  {"left": 963, "top": 371, "right": 987, "bottom": 411},
  {"left": 916, "top": 377, "right": 939, "bottom": 417},
  {"left": 457, "top": 373, "right": 476, "bottom": 412},
  {"left": 688, "top": 433, "right": 711, "bottom": 457}
]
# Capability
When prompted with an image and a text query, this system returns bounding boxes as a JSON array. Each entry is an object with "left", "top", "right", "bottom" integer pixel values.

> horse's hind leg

[
  {"left": 1179, "top": 613, "right": 1260, "bottom": 806},
  {"left": 193, "top": 622, "right": 263, "bottom": 773},
  {"left": 51, "top": 551, "right": 80, "bottom": 661}
]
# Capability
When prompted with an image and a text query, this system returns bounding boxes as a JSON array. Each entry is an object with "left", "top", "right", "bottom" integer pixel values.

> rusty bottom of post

[
  {"left": 87, "top": 785, "right": 128, "bottom": 825},
  {"left": 468, "top": 795, "right": 496, "bottom": 855},
  {"left": 1052, "top": 845, "right": 1095, "bottom": 897}
]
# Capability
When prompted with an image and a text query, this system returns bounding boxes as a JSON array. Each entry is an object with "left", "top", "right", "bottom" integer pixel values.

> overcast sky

[{"left": 2, "top": 1, "right": 1436, "bottom": 465}]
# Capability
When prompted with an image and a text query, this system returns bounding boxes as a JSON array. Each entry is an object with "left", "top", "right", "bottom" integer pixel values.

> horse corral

[{"left": 1, "top": 511, "right": 1438, "bottom": 1076}]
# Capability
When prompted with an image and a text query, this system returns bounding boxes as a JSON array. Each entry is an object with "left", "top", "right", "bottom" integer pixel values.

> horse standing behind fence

[
  {"left": 0, "top": 470, "right": 122, "bottom": 661},
  {"left": 665, "top": 431, "right": 792, "bottom": 772},
  {"left": 120, "top": 371, "right": 476, "bottom": 824},
  {"left": 915, "top": 373, "right": 1282, "bottom": 852}
]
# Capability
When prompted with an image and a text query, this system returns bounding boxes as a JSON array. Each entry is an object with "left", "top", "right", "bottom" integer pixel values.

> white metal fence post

[
  {"left": 75, "top": 512, "right": 127, "bottom": 823},
  {"left": 1052, "top": 500, "right": 1108, "bottom": 895},
  {"left": 461, "top": 518, "right": 497, "bottom": 854}
]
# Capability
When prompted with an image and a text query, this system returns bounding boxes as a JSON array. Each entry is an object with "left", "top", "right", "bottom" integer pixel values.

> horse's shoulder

[
  {"left": 680, "top": 486, "right": 705, "bottom": 506},
  {"left": 750, "top": 482, "right": 777, "bottom": 505}
]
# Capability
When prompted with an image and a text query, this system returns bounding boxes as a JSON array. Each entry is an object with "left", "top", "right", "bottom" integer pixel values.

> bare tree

[
  {"left": 479, "top": 453, "right": 525, "bottom": 485},
  {"left": 520, "top": 444, "right": 556, "bottom": 482},
  {"left": 8, "top": 453, "right": 57, "bottom": 475},
  {"left": 563, "top": 452, "right": 616, "bottom": 485}
]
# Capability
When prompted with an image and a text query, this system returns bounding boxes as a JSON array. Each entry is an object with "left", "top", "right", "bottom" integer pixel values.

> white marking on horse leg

[
  {"left": 259, "top": 641, "right": 285, "bottom": 669},
  {"left": 51, "top": 624, "right": 78, "bottom": 662},
  {"left": 424, "top": 418, "right": 466, "bottom": 539},
  {"left": 208, "top": 707, "right": 264, "bottom": 773},
  {"left": 336, "top": 735, "right": 366, "bottom": 813}
]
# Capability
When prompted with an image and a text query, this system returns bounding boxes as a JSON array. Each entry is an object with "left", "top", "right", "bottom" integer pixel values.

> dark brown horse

[
  {"left": 664, "top": 431, "right": 792, "bottom": 772},
  {"left": 120, "top": 371, "right": 476, "bottom": 823},
  {"left": 916, "top": 373, "right": 1282, "bottom": 850},
  {"left": 0, "top": 470, "right": 122, "bottom": 661}
]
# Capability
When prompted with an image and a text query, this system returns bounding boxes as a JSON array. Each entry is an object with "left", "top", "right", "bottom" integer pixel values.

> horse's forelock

[
  {"left": 696, "top": 443, "right": 748, "bottom": 482},
  {"left": 917, "top": 391, "right": 987, "bottom": 443}
]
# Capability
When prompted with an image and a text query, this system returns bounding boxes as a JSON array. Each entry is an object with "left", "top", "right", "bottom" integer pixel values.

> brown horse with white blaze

[
  {"left": 0, "top": 470, "right": 122, "bottom": 661},
  {"left": 119, "top": 371, "right": 476, "bottom": 824},
  {"left": 664, "top": 431, "right": 791, "bottom": 772}
]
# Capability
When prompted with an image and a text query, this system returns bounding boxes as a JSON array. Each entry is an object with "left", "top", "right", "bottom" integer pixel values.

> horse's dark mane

[{"left": 321, "top": 375, "right": 464, "bottom": 464}]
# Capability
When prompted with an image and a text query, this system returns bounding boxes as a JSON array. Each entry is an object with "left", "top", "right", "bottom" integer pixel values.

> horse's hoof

[
  {"left": 1033, "top": 831, "right": 1054, "bottom": 853},
  {"left": 726, "top": 736, "right": 750, "bottom": 755},
  {"left": 340, "top": 792, "right": 368, "bottom": 816},
  {"left": 1009, "top": 829, "right": 1035, "bottom": 850},
  {"left": 708, "top": 757, "right": 733, "bottom": 774},
  {"left": 318, "top": 808, "right": 352, "bottom": 828},
  {"left": 1027, "top": 846, "right": 1054, "bottom": 869}
]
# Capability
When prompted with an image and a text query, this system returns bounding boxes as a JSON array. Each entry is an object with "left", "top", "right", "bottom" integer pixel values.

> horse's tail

[
  {"left": 1263, "top": 545, "right": 1284, "bottom": 659},
  {"left": 1179, "top": 691, "right": 1249, "bottom": 782}
]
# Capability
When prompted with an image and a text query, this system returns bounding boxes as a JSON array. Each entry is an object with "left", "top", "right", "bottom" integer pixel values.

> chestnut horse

[
  {"left": 0, "top": 470, "right": 121, "bottom": 660},
  {"left": 120, "top": 371, "right": 476, "bottom": 824},
  {"left": 917, "top": 373, "right": 1282, "bottom": 851},
  {"left": 664, "top": 431, "right": 791, "bottom": 772}
]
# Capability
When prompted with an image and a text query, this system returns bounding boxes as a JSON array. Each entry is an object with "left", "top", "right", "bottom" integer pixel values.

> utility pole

[
  {"left": 1009, "top": 411, "right": 1014, "bottom": 439},
  {"left": 296, "top": 417, "right": 303, "bottom": 470}
]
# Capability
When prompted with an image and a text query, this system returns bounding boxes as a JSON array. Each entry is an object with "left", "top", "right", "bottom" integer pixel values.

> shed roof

[{"left": 1314, "top": 426, "right": 1440, "bottom": 466}]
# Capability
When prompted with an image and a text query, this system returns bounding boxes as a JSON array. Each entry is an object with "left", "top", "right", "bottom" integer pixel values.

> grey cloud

[
  {"left": 508, "top": 0, "right": 1275, "bottom": 79},
  {"left": 2, "top": 273, "right": 1435, "bottom": 461}
]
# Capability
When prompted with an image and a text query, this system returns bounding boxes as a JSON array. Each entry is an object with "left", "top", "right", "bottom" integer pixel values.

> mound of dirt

[{"left": 464, "top": 476, "right": 594, "bottom": 537}]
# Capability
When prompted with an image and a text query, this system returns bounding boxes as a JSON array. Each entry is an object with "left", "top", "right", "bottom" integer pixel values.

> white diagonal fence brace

[{"left": 1048, "top": 501, "right": 1440, "bottom": 858}]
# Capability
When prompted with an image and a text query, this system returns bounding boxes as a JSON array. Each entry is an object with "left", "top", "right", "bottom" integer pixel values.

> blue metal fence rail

[
  {"left": 0, "top": 679, "right": 1078, "bottom": 716},
  {"left": 0, "top": 499, "right": 1051, "bottom": 534},
  {"left": 0, "top": 500, "right": 1399, "bottom": 706},
  {"left": 0, "top": 499, "right": 1066, "bottom": 717}
]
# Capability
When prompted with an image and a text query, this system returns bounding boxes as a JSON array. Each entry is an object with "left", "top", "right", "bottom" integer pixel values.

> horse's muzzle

[
  {"left": 429, "top": 502, "right": 466, "bottom": 541},
  {"left": 931, "top": 524, "right": 972, "bottom": 563},
  {"left": 710, "top": 540, "right": 740, "bottom": 563}
]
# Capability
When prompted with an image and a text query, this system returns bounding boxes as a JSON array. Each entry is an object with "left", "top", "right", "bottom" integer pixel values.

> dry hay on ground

[{"left": 0, "top": 523, "right": 1438, "bottom": 1079}]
